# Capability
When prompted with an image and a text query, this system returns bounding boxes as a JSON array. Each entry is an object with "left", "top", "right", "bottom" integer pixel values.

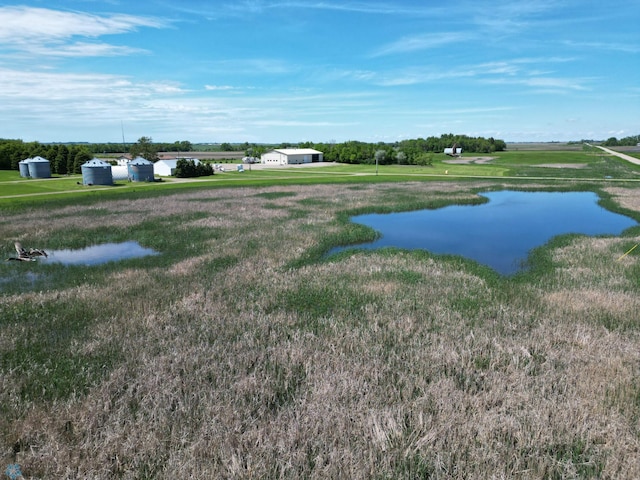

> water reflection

[
  {"left": 42, "top": 241, "right": 158, "bottom": 266},
  {"left": 332, "top": 191, "right": 637, "bottom": 275}
]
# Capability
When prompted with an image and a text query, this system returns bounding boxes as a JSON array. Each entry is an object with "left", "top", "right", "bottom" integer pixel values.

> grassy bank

[{"left": 1, "top": 179, "right": 640, "bottom": 478}]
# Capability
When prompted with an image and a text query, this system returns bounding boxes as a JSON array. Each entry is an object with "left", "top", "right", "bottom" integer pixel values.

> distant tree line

[
  {"left": 297, "top": 134, "right": 507, "bottom": 165},
  {"left": 83, "top": 140, "right": 193, "bottom": 154},
  {"left": 0, "top": 139, "right": 94, "bottom": 174},
  {"left": 602, "top": 135, "right": 640, "bottom": 147},
  {"left": 0, "top": 134, "right": 506, "bottom": 172},
  {"left": 0, "top": 137, "right": 194, "bottom": 172}
]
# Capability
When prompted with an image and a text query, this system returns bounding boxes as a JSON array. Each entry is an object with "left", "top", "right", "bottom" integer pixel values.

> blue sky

[{"left": 0, "top": 1, "right": 638, "bottom": 144}]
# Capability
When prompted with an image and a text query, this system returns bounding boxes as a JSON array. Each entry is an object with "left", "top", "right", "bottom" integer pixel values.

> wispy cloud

[
  {"left": 0, "top": 6, "right": 166, "bottom": 57},
  {"left": 206, "top": 58, "right": 297, "bottom": 75},
  {"left": 370, "top": 32, "right": 472, "bottom": 57},
  {"left": 564, "top": 40, "right": 640, "bottom": 54},
  {"left": 254, "top": 119, "right": 355, "bottom": 128},
  {"left": 470, "top": 0, "right": 565, "bottom": 33},
  {"left": 365, "top": 56, "right": 591, "bottom": 96},
  {"left": 0, "top": 68, "right": 184, "bottom": 103},
  {"left": 254, "top": 1, "right": 444, "bottom": 15},
  {"left": 205, "top": 85, "right": 240, "bottom": 91},
  {"left": 0, "top": 6, "right": 166, "bottom": 41},
  {"left": 0, "top": 65, "right": 376, "bottom": 141},
  {"left": 169, "top": 1, "right": 446, "bottom": 18},
  {"left": 21, "top": 42, "right": 149, "bottom": 58},
  {"left": 484, "top": 75, "right": 592, "bottom": 93}
]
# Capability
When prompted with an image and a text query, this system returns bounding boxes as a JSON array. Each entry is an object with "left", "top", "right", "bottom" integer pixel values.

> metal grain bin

[
  {"left": 19, "top": 159, "right": 31, "bottom": 177},
  {"left": 27, "top": 156, "right": 51, "bottom": 178},
  {"left": 127, "top": 156, "right": 155, "bottom": 182},
  {"left": 81, "top": 158, "right": 113, "bottom": 186}
]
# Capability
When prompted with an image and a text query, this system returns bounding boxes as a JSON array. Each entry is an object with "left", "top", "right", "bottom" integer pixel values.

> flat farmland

[{"left": 2, "top": 149, "right": 640, "bottom": 478}]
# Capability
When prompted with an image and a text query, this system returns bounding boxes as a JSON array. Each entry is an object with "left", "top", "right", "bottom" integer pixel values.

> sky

[{"left": 0, "top": 0, "right": 639, "bottom": 144}]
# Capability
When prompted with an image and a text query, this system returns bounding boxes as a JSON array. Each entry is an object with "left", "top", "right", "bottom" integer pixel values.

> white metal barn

[
  {"left": 153, "top": 158, "right": 201, "bottom": 176},
  {"left": 260, "top": 148, "right": 323, "bottom": 165}
]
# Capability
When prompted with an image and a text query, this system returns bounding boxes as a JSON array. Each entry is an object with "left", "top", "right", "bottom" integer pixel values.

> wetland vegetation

[{"left": 2, "top": 147, "right": 640, "bottom": 478}]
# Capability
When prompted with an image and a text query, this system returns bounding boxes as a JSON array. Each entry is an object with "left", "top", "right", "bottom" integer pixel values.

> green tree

[
  {"left": 54, "top": 145, "right": 69, "bottom": 175},
  {"left": 374, "top": 150, "right": 386, "bottom": 174},
  {"left": 72, "top": 148, "right": 92, "bottom": 174},
  {"left": 175, "top": 158, "right": 196, "bottom": 178},
  {"left": 175, "top": 159, "right": 213, "bottom": 178},
  {"left": 130, "top": 136, "right": 159, "bottom": 162},
  {"left": 415, "top": 153, "right": 434, "bottom": 166}
]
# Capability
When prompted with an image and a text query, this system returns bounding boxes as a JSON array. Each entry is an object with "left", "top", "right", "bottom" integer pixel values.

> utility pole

[{"left": 121, "top": 121, "right": 127, "bottom": 156}]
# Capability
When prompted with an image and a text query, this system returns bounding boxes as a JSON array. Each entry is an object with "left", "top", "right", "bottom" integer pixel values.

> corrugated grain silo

[
  {"left": 27, "top": 156, "right": 51, "bottom": 178},
  {"left": 127, "top": 156, "right": 155, "bottom": 182},
  {"left": 81, "top": 158, "right": 113, "bottom": 186},
  {"left": 19, "top": 159, "right": 31, "bottom": 177}
]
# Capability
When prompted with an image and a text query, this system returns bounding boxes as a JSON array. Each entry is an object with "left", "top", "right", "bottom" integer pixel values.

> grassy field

[
  {"left": 2, "top": 146, "right": 640, "bottom": 207},
  {"left": 2, "top": 150, "right": 640, "bottom": 478}
]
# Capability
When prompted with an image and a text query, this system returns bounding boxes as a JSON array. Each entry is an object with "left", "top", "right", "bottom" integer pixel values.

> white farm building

[
  {"left": 261, "top": 148, "right": 323, "bottom": 165},
  {"left": 154, "top": 158, "right": 201, "bottom": 176}
]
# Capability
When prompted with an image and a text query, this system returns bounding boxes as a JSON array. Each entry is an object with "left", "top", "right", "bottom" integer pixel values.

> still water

[
  {"left": 332, "top": 190, "right": 637, "bottom": 275},
  {"left": 42, "top": 241, "right": 158, "bottom": 266}
]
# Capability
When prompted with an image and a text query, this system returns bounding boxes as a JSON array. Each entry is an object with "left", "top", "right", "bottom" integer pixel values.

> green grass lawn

[{"left": 1, "top": 148, "right": 639, "bottom": 210}]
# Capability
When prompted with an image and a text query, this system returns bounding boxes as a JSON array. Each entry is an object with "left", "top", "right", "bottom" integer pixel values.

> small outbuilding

[
  {"left": 260, "top": 148, "right": 323, "bottom": 165},
  {"left": 81, "top": 158, "right": 113, "bottom": 186},
  {"left": 128, "top": 156, "right": 155, "bottom": 182}
]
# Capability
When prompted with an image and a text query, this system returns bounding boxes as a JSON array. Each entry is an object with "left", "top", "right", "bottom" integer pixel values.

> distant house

[
  {"left": 154, "top": 158, "right": 200, "bottom": 176},
  {"left": 260, "top": 148, "right": 323, "bottom": 165}
]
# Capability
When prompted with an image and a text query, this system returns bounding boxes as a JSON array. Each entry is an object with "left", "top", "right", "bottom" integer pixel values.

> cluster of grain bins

[
  {"left": 81, "top": 157, "right": 155, "bottom": 185},
  {"left": 17, "top": 155, "right": 156, "bottom": 185},
  {"left": 19, "top": 156, "right": 51, "bottom": 178}
]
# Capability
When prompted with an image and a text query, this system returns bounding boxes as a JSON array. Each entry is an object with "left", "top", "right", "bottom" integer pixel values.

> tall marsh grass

[{"left": 1, "top": 181, "right": 640, "bottom": 478}]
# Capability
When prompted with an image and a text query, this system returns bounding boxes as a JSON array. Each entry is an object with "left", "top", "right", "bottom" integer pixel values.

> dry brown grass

[{"left": 2, "top": 181, "right": 640, "bottom": 478}]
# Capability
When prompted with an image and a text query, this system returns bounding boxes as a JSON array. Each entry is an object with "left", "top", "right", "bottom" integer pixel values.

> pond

[
  {"left": 41, "top": 241, "right": 158, "bottom": 266},
  {"left": 331, "top": 190, "right": 637, "bottom": 275}
]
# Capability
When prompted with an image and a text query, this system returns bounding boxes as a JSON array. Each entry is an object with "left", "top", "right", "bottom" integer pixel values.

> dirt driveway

[{"left": 593, "top": 145, "right": 640, "bottom": 166}]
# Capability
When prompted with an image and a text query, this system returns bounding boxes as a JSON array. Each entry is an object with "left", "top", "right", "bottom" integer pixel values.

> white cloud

[
  {"left": 173, "top": 1, "right": 446, "bottom": 18},
  {"left": 23, "top": 42, "right": 149, "bottom": 58},
  {"left": 564, "top": 40, "right": 640, "bottom": 54},
  {"left": 0, "top": 6, "right": 166, "bottom": 58},
  {"left": 0, "top": 6, "right": 165, "bottom": 41},
  {"left": 205, "top": 85, "right": 239, "bottom": 91},
  {"left": 208, "top": 58, "right": 297, "bottom": 75},
  {"left": 485, "top": 75, "right": 591, "bottom": 93},
  {"left": 371, "top": 32, "right": 472, "bottom": 57},
  {"left": 0, "top": 68, "right": 185, "bottom": 105}
]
